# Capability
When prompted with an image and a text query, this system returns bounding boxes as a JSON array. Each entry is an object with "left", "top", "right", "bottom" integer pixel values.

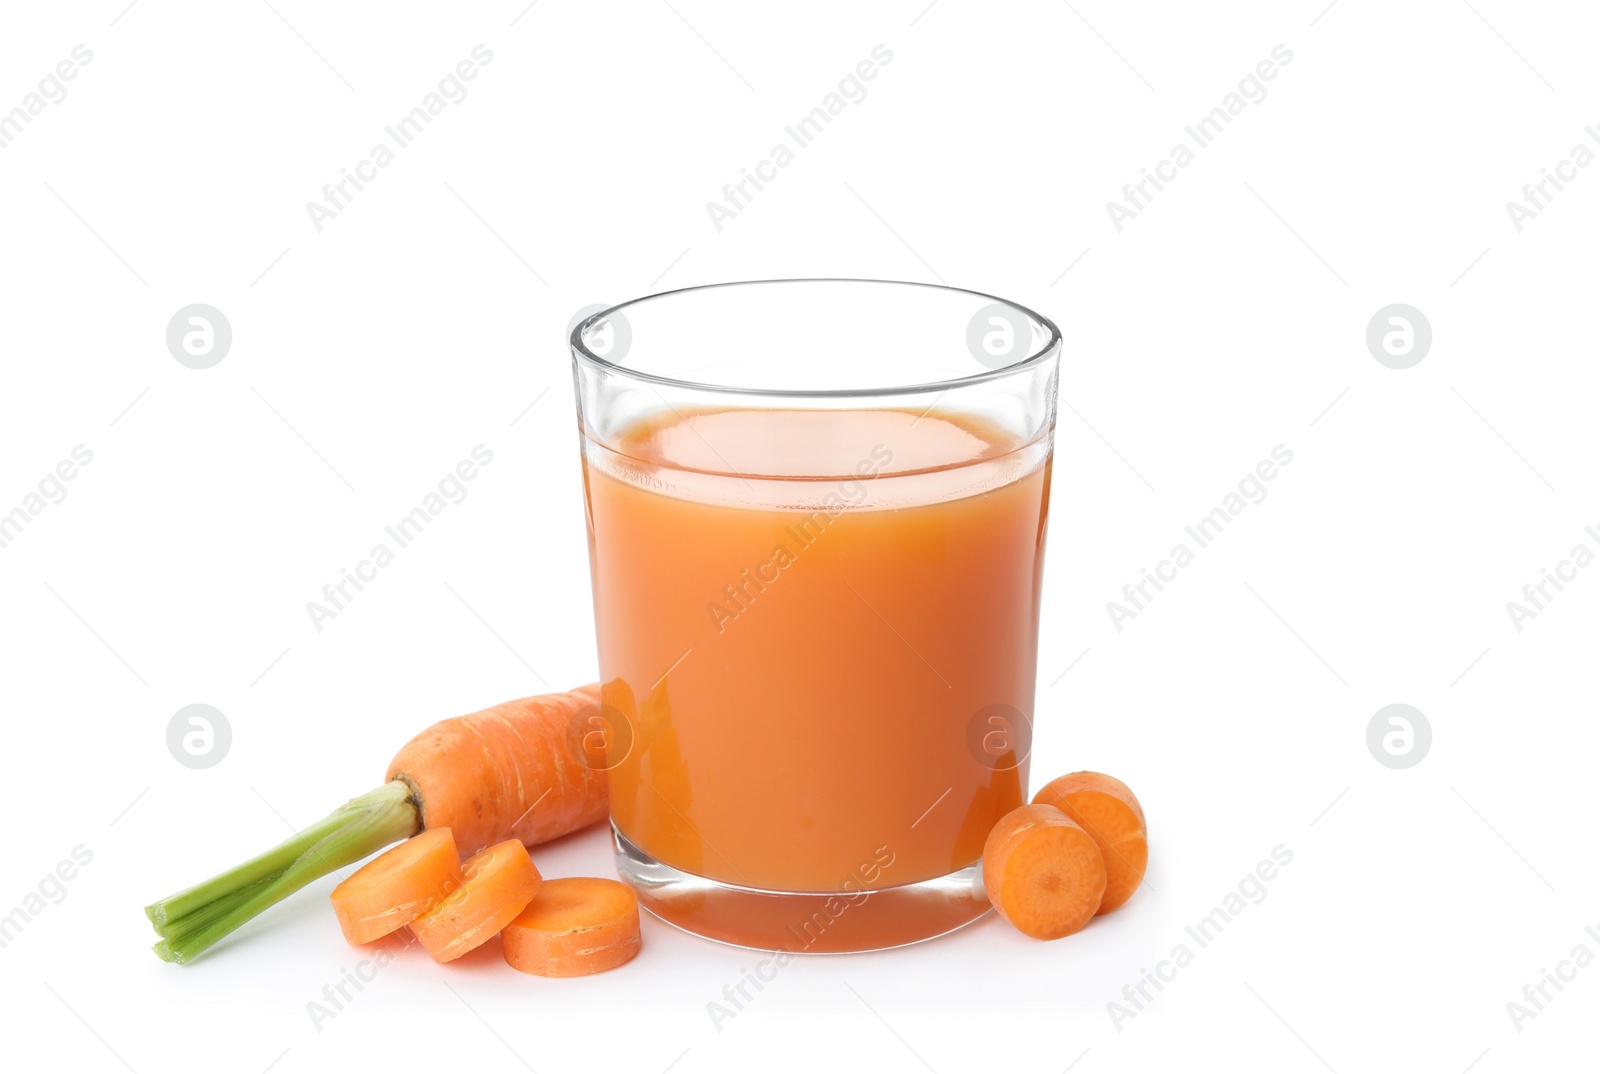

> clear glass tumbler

[{"left": 571, "top": 279, "right": 1061, "bottom": 952}]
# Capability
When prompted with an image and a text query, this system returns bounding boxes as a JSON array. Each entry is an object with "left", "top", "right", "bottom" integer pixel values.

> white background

[{"left": 1, "top": 1, "right": 1597, "bottom": 1071}]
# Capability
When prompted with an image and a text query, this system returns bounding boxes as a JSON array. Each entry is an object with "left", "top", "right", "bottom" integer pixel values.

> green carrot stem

[
  {"left": 146, "top": 782, "right": 420, "bottom": 964},
  {"left": 148, "top": 819, "right": 333, "bottom": 929},
  {"left": 156, "top": 875, "right": 280, "bottom": 942}
]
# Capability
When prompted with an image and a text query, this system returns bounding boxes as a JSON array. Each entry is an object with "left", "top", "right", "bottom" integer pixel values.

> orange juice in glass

[{"left": 572, "top": 280, "right": 1060, "bottom": 951}]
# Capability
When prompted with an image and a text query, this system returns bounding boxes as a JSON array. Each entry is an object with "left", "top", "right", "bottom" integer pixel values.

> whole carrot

[
  {"left": 386, "top": 689, "right": 609, "bottom": 854},
  {"left": 145, "top": 684, "right": 607, "bottom": 964}
]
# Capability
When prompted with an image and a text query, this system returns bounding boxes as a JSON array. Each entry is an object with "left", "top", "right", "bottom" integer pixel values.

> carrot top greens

[{"left": 145, "top": 782, "right": 418, "bottom": 964}]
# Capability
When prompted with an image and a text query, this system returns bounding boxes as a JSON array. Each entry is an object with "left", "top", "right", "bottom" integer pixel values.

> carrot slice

[
  {"left": 409, "top": 840, "right": 542, "bottom": 962},
  {"left": 502, "top": 877, "right": 641, "bottom": 977},
  {"left": 982, "top": 804, "right": 1106, "bottom": 940},
  {"left": 1031, "top": 771, "right": 1147, "bottom": 913},
  {"left": 330, "top": 827, "right": 463, "bottom": 945}
]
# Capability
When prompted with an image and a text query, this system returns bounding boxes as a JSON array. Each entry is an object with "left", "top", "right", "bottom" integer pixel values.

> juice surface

[{"left": 582, "top": 407, "right": 1051, "bottom": 893}]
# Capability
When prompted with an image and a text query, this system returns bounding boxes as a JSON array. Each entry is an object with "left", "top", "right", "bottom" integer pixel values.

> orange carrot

[
  {"left": 982, "top": 803, "right": 1106, "bottom": 940},
  {"left": 410, "top": 840, "right": 543, "bottom": 962},
  {"left": 145, "top": 685, "right": 606, "bottom": 964},
  {"left": 502, "top": 877, "right": 641, "bottom": 977},
  {"left": 1032, "top": 771, "right": 1147, "bottom": 913},
  {"left": 330, "top": 828, "right": 463, "bottom": 945},
  {"left": 387, "top": 687, "right": 609, "bottom": 856}
]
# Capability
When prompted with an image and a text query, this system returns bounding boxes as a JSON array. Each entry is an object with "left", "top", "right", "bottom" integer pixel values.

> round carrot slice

[
  {"left": 330, "top": 827, "right": 463, "bottom": 945},
  {"left": 502, "top": 877, "right": 641, "bottom": 977},
  {"left": 1032, "top": 771, "right": 1147, "bottom": 913},
  {"left": 409, "top": 839, "right": 542, "bottom": 962},
  {"left": 983, "top": 803, "right": 1106, "bottom": 940}
]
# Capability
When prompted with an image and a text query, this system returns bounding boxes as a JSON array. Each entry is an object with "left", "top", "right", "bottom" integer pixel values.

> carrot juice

[{"left": 582, "top": 406, "right": 1051, "bottom": 898}]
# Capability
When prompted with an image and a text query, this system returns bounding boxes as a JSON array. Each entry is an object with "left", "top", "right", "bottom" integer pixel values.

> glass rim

[{"left": 570, "top": 277, "right": 1062, "bottom": 399}]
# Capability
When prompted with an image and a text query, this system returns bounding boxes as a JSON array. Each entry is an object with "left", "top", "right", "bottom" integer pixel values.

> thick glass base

[{"left": 612, "top": 824, "right": 992, "bottom": 953}]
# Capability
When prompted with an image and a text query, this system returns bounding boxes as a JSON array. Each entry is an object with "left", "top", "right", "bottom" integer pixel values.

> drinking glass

[{"left": 572, "top": 279, "right": 1060, "bottom": 951}]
